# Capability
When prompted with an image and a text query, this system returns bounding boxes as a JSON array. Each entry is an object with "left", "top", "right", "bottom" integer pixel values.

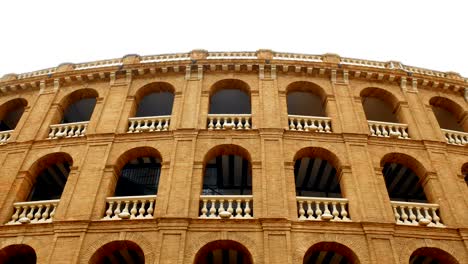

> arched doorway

[
  {"left": 194, "top": 240, "right": 253, "bottom": 264},
  {"left": 89, "top": 240, "right": 144, "bottom": 264},
  {"left": 303, "top": 242, "right": 359, "bottom": 264},
  {"left": 409, "top": 247, "right": 459, "bottom": 264},
  {"left": 0, "top": 244, "right": 36, "bottom": 264}
]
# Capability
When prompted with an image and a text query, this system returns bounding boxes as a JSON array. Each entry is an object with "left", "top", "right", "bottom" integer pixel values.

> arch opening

[
  {"left": 303, "top": 242, "right": 359, "bottom": 264},
  {"left": 89, "top": 240, "right": 144, "bottom": 264},
  {"left": 114, "top": 147, "right": 162, "bottom": 196},
  {"left": 115, "top": 157, "right": 161, "bottom": 196},
  {"left": 194, "top": 240, "right": 253, "bottom": 264},
  {"left": 409, "top": 247, "right": 459, "bottom": 264},
  {"left": 430, "top": 97, "right": 465, "bottom": 132},
  {"left": 202, "top": 145, "right": 252, "bottom": 195},
  {"left": 0, "top": 98, "right": 27, "bottom": 131},
  {"left": 27, "top": 152, "right": 73, "bottom": 201},
  {"left": 60, "top": 89, "right": 98, "bottom": 124},
  {"left": 360, "top": 88, "right": 399, "bottom": 123},
  {"left": 0, "top": 244, "right": 36, "bottom": 264},
  {"left": 287, "top": 81, "right": 326, "bottom": 117},
  {"left": 134, "top": 82, "right": 175, "bottom": 117},
  {"left": 294, "top": 148, "right": 342, "bottom": 198},
  {"left": 209, "top": 79, "right": 251, "bottom": 114}
]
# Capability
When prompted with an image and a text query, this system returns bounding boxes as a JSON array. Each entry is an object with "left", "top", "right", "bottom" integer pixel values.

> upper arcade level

[{"left": 0, "top": 49, "right": 465, "bottom": 147}]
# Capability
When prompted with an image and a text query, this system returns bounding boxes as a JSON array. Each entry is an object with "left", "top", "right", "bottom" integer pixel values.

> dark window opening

[
  {"left": 287, "top": 91, "right": 325, "bottom": 116},
  {"left": 0, "top": 105, "right": 25, "bottom": 131},
  {"left": 210, "top": 89, "right": 251, "bottom": 114},
  {"left": 91, "top": 241, "right": 144, "bottom": 264},
  {"left": 382, "top": 162, "right": 427, "bottom": 202},
  {"left": 62, "top": 98, "right": 96, "bottom": 123},
  {"left": 136, "top": 92, "right": 174, "bottom": 117},
  {"left": 203, "top": 155, "right": 252, "bottom": 195},
  {"left": 0, "top": 245, "right": 36, "bottom": 264},
  {"left": 28, "top": 162, "right": 71, "bottom": 201},
  {"left": 199, "top": 249, "right": 250, "bottom": 264},
  {"left": 294, "top": 157, "right": 341, "bottom": 198},
  {"left": 432, "top": 106, "right": 464, "bottom": 132},
  {"left": 304, "top": 251, "right": 351, "bottom": 264},
  {"left": 362, "top": 97, "right": 398, "bottom": 123},
  {"left": 115, "top": 157, "right": 161, "bottom": 196}
]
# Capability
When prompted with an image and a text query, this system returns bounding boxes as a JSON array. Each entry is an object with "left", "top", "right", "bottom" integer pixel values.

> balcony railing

[
  {"left": 48, "top": 121, "right": 88, "bottom": 139},
  {"left": 391, "top": 201, "right": 444, "bottom": 227},
  {"left": 441, "top": 129, "right": 467, "bottom": 146},
  {"left": 6, "top": 199, "right": 59, "bottom": 225},
  {"left": 127, "top": 116, "right": 170, "bottom": 133},
  {"left": 207, "top": 114, "right": 251, "bottom": 130},
  {"left": 288, "top": 115, "right": 332, "bottom": 133},
  {"left": 368, "top": 120, "right": 409, "bottom": 139},
  {"left": 199, "top": 195, "right": 253, "bottom": 219},
  {"left": 0, "top": 130, "right": 12, "bottom": 144},
  {"left": 102, "top": 195, "right": 157, "bottom": 220},
  {"left": 297, "top": 197, "right": 350, "bottom": 221}
]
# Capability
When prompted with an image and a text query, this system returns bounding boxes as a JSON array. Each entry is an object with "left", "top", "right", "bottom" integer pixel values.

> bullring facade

[{"left": 0, "top": 50, "right": 466, "bottom": 263}]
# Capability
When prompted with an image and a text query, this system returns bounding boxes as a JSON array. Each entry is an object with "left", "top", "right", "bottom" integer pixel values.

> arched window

[
  {"left": 0, "top": 98, "right": 27, "bottom": 131},
  {"left": 430, "top": 97, "right": 466, "bottom": 132},
  {"left": 102, "top": 147, "right": 161, "bottom": 220},
  {"left": 114, "top": 147, "right": 162, "bottom": 196},
  {"left": 199, "top": 145, "right": 253, "bottom": 218},
  {"left": 134, "top": 82, "right": 175, "bottom": 117},
  {"left": 360, "top": 88, "right": 399, "bottom": 123},
  {"left": 0, "top": 244, "right": 36, "bottom": 264},
  {"left": 287, "top": 81, "right": 326, "bottom": 117},
  {"left": 27, "top": 153, "right": 73, "bottom": 201},
  {"left": 410, "top": 247, "right": 459, "bottom": 264},
  {"left": 361, "top": 88, "right": 410, "bottom": 139},
  {"left": 203, "top": 145, "right": 252, "bottom": 195},
  {"left": 49, "top": 89, "right": 98, "bottom": 139},
  {"left": 60, "top": 89, "right": 98, "bottom": 124},
  {"left": 303, "top": 242, "right": 359, "bottom": 264},
  {"left": 294, "top": 148, "right": 349, "bottom": 221},
  {"left": 293, "top": 148, "right": 341, "bottom": 198},
  {"left": 194, "top": 240, "right": 253, "bottom": 264},
  {"left": 382, "top": 161, "right": 427, "bottom": 203},
  {"left": 381, "top": 153, "right": 444, "bottom": 227},
  {"left": 115, "top": 157, "right": 161, "bottom": 196},
  {"left": 89, "top": 241, "right": 144, "bottom": 264},
  {"left": 209, "top": 79, "right": 251, "bottom": 114}
]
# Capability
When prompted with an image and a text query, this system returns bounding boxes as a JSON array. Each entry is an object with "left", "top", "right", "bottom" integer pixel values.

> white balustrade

[
  {"left": 141, "top": 53, "right": 190, "bottom": 63},
  {"left": 288, "top": 115, "right": 332, "bottom": 133},
  {"left": 74, "top": 58, "right": 122, "bottom": 70},
  {"left": 199, "top": 195, "right": 253, "bottom": 219},
  {"left": 48, "top": 121, "right": 88, "bottom": 139},
  {"left": 102, "top": 195, "right": 157, "bottom": 220},
  {"left": 207, "top": 114, "right": 251, "bottom": 130},
  {"left": 297, "top": 197, "right": 350, "bottom": 221},
  {"left": 391, "top": 201, "right": 444, "bottom": 227},
  {"left": 207, "top": 51, "right": 257, "bottom": 60},
  {"left": 273, "top": 52, "right": 323, "bottom": 62},
  {"left": 6, "top": 200, "right": 59, "bottom": 225},
  {"left": 0, "top": 130, "right": 13, "bottom": 144},
  {"left": 368, "top": 121, "right": 409, "bottom": 139},
  {"left": 128, "top": 116, "right": 170, "bottom": 133},
  {"left": 340, "top": 57, "right": 386, "bottom": 68},
  {"left": 441, "top": 129, "right": 468, "bottom": 146}
]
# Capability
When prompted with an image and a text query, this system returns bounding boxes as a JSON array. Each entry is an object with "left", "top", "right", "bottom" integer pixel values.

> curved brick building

[{"left": 0, "top": 50, "right": 466, "bottom": 264}]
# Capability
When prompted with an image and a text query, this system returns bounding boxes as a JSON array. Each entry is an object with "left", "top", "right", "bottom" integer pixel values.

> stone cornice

[{"left": 0, "top": 50, "right": 467, "bottom": 97}]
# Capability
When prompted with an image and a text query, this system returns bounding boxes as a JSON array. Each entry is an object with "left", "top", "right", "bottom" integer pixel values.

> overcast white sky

[{"left": 1, "top": 0, "right": 467, "bottom": 77}]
